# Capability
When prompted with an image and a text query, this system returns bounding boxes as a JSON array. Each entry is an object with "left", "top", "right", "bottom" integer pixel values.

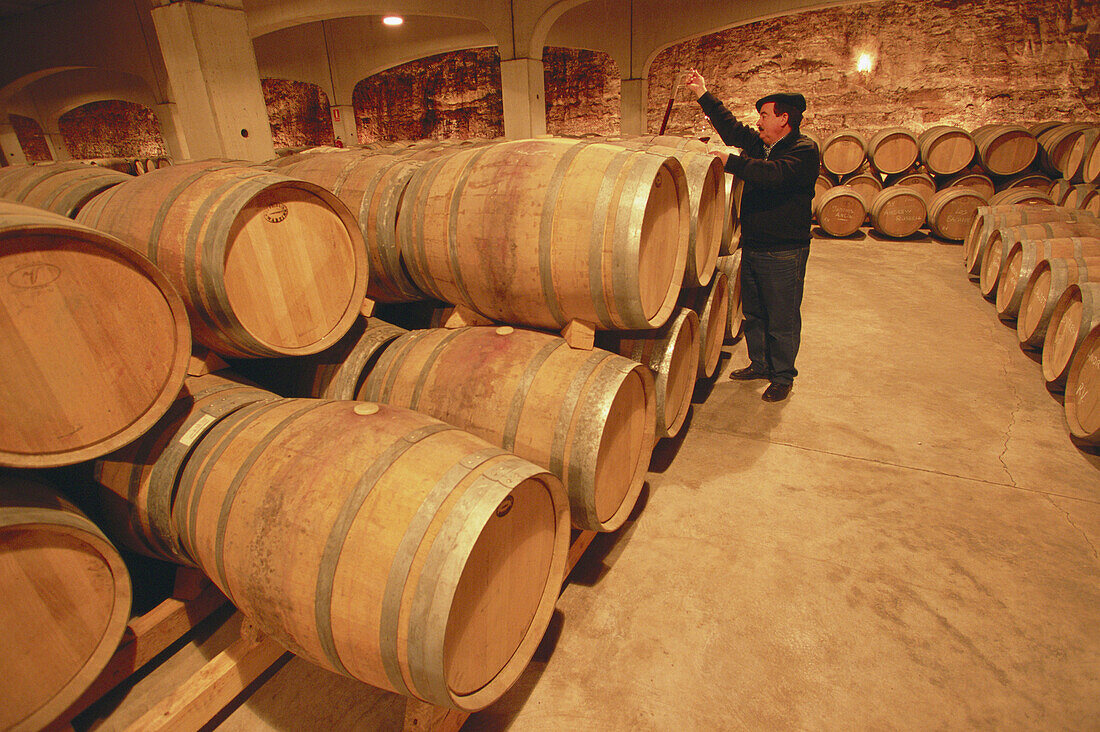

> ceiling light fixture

[
  {"left": 857, "top": 53, "right": 874, "bottom": 73},
  {"left": 382, "top": 16, "right": 403, "bottom": 26}
]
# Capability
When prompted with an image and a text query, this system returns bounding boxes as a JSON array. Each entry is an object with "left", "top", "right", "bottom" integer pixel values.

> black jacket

[{"left": 698, "top": 91, "right": 820, "bottom": 251}]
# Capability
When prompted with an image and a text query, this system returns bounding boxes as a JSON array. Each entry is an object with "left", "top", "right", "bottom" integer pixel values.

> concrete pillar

[
  {"left": 153, "top": 102, "right": 190, "bottom": 161},
  {"left": 500, "top": 58, "right": 546, "bottom": 140},
  {"left": 42, "top": 131, "right": 69, "bottom": 161},
  {"left": 331, "top": 105, "right": 357, "bottom": 146},
  {"left": 149, "top": 0, "right": 275, "bottom": 162},
  {"left": 620, "top": 78, "right": 648, "bottom": 136},
  {"left": 0, "top": 123, "right": 28, "bottom": 166}
]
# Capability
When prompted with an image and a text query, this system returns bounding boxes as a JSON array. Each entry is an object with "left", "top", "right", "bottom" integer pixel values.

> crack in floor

[
  {"left": 996, "top": 347, "right": 1022, "bottom": 488},
  {"left": 1045, "top": 494, "right": 1100, "bottom": 561},
  {"left": 692, "top": 424, "right": 1100, "bottom": 506}
]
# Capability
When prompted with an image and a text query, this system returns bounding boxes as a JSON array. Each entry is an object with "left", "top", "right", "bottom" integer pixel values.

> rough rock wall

[
  {"left": 351, "top": 46, "right": 620, "bottom": 141},
  {"left": 263, "top": 78, "right": 335, "bottom": 149},
  {"left": 58, "top": 101, "right": 166, "bottom": 159},
  {"left": 353, "top": 48, "right": 505, "bottom": 143},
  {"left": 9, "top": 114, "right": 51, "bottom": 162},
  {"left": 651, "top": 0, "right": 1100, "bottom": 140},
  {"left": 544, "top": 48, "right": 621, "bottom": 137}
]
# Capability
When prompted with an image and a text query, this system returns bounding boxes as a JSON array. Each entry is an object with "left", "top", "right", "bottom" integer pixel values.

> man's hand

[
  {"left": 683, "top": 69, "right": 707, "bottom": 98},
  {"left": 712, "top": 150, "right": 729, "bottom": 165}
]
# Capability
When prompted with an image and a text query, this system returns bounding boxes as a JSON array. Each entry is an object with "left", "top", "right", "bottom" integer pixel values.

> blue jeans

[{"left": 740, "top": 247, "right": 809, "bottom": 385}]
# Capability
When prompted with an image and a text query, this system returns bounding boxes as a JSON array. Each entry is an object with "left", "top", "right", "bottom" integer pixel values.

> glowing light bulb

[
  {"left": 382, "top": 16, "right": 403, "bottom": 26},
  {"left": 857, "top": 53, "right": 874, "bottom": 73}
]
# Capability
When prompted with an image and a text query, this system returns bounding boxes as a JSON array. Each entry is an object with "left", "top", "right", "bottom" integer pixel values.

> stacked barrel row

[
  {"left": 0, "top": 133, "right": 744, "bottom": 727},
  {"left": 259, "top": 135, "right": 740, "bottom": 450},
  {"left": 0, "top": 154, "right": 567, "bottom": 724},
  {"left": 962, "top": 202, "right": 1100, "bottom": 447},
  {"left": 811, "top": 121, "right": 1100, "bottom": 241}
]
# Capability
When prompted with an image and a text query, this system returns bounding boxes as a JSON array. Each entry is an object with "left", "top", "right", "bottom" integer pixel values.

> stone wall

[
  {"left": 263, "top": 78, "right": 335, "bottom": 149},
  {"left": 651, "top": 0, "right": 1100, "bottom": 140},
  {"left": 349, "top": 46, "right": 620, "bottom": 142},
  {"left": 58, "top": 101, "right": 166, "bottom": 160},
  {"left": 353, "top": 48, "right": 505, "bottom": 143},
  {"left": 544, "top": 48, "right": 621, "bottom": 137},
  {"left": 9, "top": 114, "right": 51, "bottom": 162},
  {"left": 15, "top": 0, "right": 1098, "bottom": 156}
]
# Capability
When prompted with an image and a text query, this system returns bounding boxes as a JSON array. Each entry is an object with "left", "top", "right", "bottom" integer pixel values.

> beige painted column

[
  {"left": 330, "top": 105, "right": 357, "bottom": 146},
  {"left": 500, "top": 58, "right": 546, "bottom": 140},
  {"left": 149, "top": 0, "right": 274, "bottom": 162},
  {"left": 153, "top": 102, "right": 190, "bottom": 161},
  {"left": 41, "top": 131, "right": 70, "bottom": 161},
  {"left": 0, "top": 122, "right": 28, "bottom": 166},
  {"left": 620, "top": 78, "right": 648, "bottom": 136}
]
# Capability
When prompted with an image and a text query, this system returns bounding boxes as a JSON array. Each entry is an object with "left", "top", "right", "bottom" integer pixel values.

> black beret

[{"left": 755, "top": 92, "right": 807, "bottom": 113}]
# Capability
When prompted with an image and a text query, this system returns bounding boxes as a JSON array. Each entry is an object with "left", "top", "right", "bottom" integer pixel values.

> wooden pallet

[{"left": 57, "top": 530, "right": 598, "bottom": 731}]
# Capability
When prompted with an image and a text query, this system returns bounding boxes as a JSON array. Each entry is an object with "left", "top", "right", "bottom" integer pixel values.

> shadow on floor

[
  {"left": 567, "top": 483, "right": 650, "bottom": 589},
  {"left": 649, "top": 411, "right": 694, "bottom": 473}
]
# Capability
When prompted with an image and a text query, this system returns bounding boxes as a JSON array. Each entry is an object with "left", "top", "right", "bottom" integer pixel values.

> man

[{"left": 684, "top": 69, "right": 819, "bottom": 402}]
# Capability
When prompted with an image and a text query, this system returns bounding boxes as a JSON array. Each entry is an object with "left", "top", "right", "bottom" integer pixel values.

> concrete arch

[
  {"left": 8, "top": 67, "right": 160, "bottom": 133},
  {"left": 245, "top": 0, "right": 507, "bottom": 41},
  {"left": 253, "top": 14, "right": 495, "bottom": 105},
  {"left": 528, "top": 0, "right": 612, "bottom": 60}
]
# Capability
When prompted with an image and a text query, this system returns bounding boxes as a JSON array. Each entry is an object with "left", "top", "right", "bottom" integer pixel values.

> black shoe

[
  {"left": 762, "top": 381, "right": 792, "bottom": 402},
  {"left": 729, "top": 366, "right": 770, "bottom": 381}
]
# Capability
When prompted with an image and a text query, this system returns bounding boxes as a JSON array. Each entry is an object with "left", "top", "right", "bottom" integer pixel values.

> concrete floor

[{"left": 221, "top": 231, "right": 1100, "bottom": 730}]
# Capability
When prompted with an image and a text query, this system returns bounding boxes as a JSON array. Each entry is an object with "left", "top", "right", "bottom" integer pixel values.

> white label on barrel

[{"left": 179, "top": 414, "right": 218, "bottom": 446}]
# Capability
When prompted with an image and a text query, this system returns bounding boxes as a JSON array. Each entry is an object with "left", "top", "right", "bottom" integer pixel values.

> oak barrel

[
  {"left": 988, "top": 187, "right": 1054, "bottom": 207},
  {"left": 1064, "top": 320, "right": 1100, "bottom": 444},
  {"left": 721, "top": 175, "right": 744, "bottom": 255},
  {"left": 867, "top": 128, "right": 919, "bottom": 175},
  {"left": 869, "top": 187, "right": 926, "bottom": 238},
  {"left": 886, "top": 171, "right": 936, "bottom": 204},
  {"left": 814, "top": 186, "right": 866, "bottom": 237},
  {"left": 927, "top": 187, "right": 987, "bottom": 241},
  {"left": 995, "top": 237, "right": 1100, "bottom": 319},
  {"left": 1042, "top": 282, "right": 1100, "bottom": 388},
  {"left": 274, "top": 151, "right": 429, "bottom": 302},
  {"left": 231, "top": 316, "right": 408, "bottom": 400},
  {"left": 964, "top": 204, "right": 1095, "bottom": 276},
  {"left": 0, "top": 201, "right": 191, "bottom": 468},
  {"left": 917, "top": 126, "right": 975, "bottom": 176},
  {"left": 398, "top": 138, "right": 689, "bottom": 331},
  {"left": 999, "top": 172, "right": 1055, "bottom": 192},
  {"left": 821, "top": 130, "right": 867, "bottom": 177},
  {"left": 973, "top": 125, "right": 1037, "bottom": 177},
  {"left": 1017, "top": 255, "right": 1100, "bottom": 348},
  {"left": 1036, "top": 123, "right": 1092, "bottom": 178},
  {"left": 93, "top": 372, "right": 280, "bottom": 564},
  {"left": 76, "top": 161, "right": 368, "bottom": 358},
  {"left": 841, "top": 171, "right": 882, "bottom": 210},
  {"left": 0, "top": 162, "right": 132, "bottom": 217},
  {"left": 172, "top": 398, "right": 569, "bottom": 710},
  {"left": 611, "top": 137, "right": 725, "bottom": 287},
  {"left": 600, "top": 307, "right": 700, "bottom": 440},
  {"left": 1065, "top": 128, "right": 1100, "bottom": 185},
  {"left": 1064, "top": 184, "right": 1100, "bottom": 215},
  {"left": 716, "top": 250, "right": 744, "bottom": 342},
  {"left": 679, "top": 271, "right": 730, "bottom": 378},
  {"left": 0, "top": 471, "right": 131, "bottom": 731},
  {"left": 948, "top": 171, "right": 995, "bottom": 201},
  {"left": 980, "top": 220, "right": 1100, "bottom": 298},
  {"left": 362, "top": 326, "right": 654, "bottom": 532}
]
